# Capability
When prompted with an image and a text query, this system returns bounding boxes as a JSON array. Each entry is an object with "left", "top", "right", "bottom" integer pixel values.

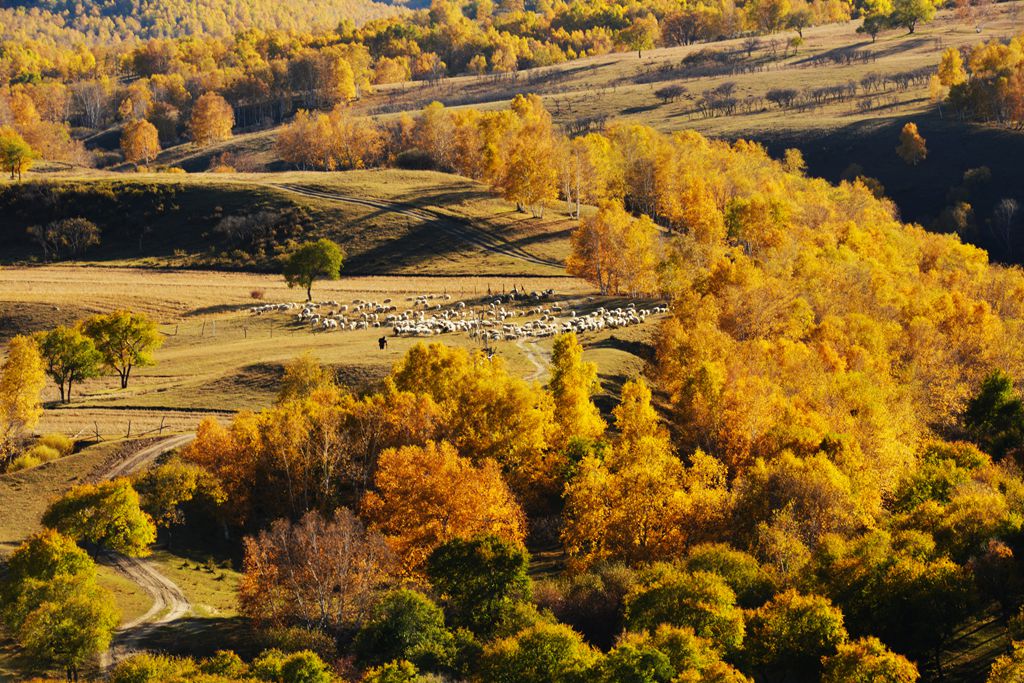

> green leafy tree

[
  {"left": 622, "top": 15, "right": 660, "bottom": 58},
  {"left": 363, "top": 660, "right": 420, "bottom": 683},
  {"left": 478, "top": 622, "right": 598, "bottom": 683},
  {"left": 133, "top": 458, "right": 225, "bottom": 543},
  {"left": 17, "top": 578, "right": 120, "bottom": 682},
  {"left": 745, "top": 590, "right": 848, "bottom": 681},
  {"left": 2, "top": 530, "right": 119, "bottom": 683},
  {"left": 283, "top": 238, "right": 345, "bottom": 301},
  {"left": 822, "top": 637, "right": 920, "bottom": 683},
  {"left": 354, "top": 590, "right": 456, "bottom": 671},
  {"left": 857, "top": 13, "right": 888, "bottom": 41},
  {"left": 889, "top": 0, "right": 936, "bottom": 33},
  {"left": 35, "top": 326, "right": 102, "bottom": 403},
  {"left": 592, "top": 643, "right": 676, "bottom": 683},
  {"left": 624, "top": 567, "right": 745, "bottom": 652},
  {"left": 965, "top": 370, "right": 1024, "bottom": 460},
  {"left": 1, "top": 529, "right": 93, "bottom": 610},
  {"left": 81, "top": 310, "right": 163, "bottom": 389},
  {"left": 42, "top": 478, "right": 157, "bottom": 556},
  {"left": 684, "top": 543, "right": 774, "bottom": 608},
  {"left": 280, "top": 650, "right": 333, "bottom": 683},
  {"left": 427, "top": 534, "right": 533, "bottom": 637}
]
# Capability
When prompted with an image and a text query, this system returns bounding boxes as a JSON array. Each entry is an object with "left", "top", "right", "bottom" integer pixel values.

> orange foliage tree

[{"left": 361, "top": 440, "right": 526, "bottom": 574}]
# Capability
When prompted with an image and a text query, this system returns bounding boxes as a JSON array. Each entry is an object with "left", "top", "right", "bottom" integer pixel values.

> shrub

[
  {"left": 24, "top": 444, "right": 61, "bottom": 463},
  {"left": 9, "top": 454, "right": 41, "bottom": 471},
  {"left": 210, "top": 164, "right": 237, "bottom": 173},
  {"left": 37, "top": 433, "right": 74, "bottom": 456},
  {"left": 199, "top": 650, "right": 248, "bottom": 677},
  {"left": 250, "top": 289, "right": 266, "bottom": 300},
  {"left": 110, "top": 653, "right": 198, "bottom": 683},
  {"left": 258, "top": 626, "right": 338, "bottom": 661},
  {"left": 394, "top": 149, "right": 435, "bottom": 170},
  {"left": 280, "top": 650, "right": 332, "bottom": 683}
]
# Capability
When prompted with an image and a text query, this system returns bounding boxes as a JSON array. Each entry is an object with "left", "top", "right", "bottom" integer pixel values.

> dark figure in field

[{"left": 379, "top": 336, "right": 388, "bottom": 350}]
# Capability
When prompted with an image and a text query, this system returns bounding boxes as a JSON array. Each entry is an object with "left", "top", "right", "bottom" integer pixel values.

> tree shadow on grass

[{"left": 132, "top": 616, "right": 259, "bottom": 660}]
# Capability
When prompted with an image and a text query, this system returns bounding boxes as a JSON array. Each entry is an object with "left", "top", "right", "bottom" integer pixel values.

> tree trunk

[{"left": 306, "top": 282, "right": 313, "bottom": 301}]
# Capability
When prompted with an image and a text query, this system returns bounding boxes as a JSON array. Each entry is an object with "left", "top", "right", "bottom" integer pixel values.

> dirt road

[
  {"left": 99, "top": 433, "right": 195, "bottom": 669},
  {"left": 517, "top": 339, "right": 551, "bottom": 382}
]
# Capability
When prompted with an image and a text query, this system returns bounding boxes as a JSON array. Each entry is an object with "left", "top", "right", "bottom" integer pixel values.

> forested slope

[{"left": 0, "top": 0, "right": 405, "bottom": 42}]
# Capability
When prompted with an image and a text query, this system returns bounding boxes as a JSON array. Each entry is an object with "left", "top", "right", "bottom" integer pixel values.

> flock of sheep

[{"left": 249, "top": 290, "right": 668, "bottom": 341}]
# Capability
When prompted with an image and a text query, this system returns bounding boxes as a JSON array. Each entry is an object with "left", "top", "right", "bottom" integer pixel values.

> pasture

[{"left": 0, "top": 265, "right": 660, "bottom": 438}]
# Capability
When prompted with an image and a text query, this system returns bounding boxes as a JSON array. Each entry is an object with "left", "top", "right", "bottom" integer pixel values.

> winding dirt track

[
  {"left": 99, "top": 433, "right": 196, "bottom": 669},
  {"left": 517, "top": 339, "right": 551, "bottom": 382},
  {"left": 272, "top": 183, "right": 563, "bottom": 269}
]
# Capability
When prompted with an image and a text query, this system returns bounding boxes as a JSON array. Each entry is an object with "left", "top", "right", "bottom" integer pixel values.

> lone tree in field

[
  {"left": 35, "top": 327, "right": 102, "bottom": 403},
  {"left": 120, "top": 118, "right": 161, "bottom": 164},
  {"left": 283, "top": 238, "right": 345, "bottom": 301},
  {"left": 890, "top": 0, "right": 936, "bottom": 33},
  {"left": 0, "top": 126, "right": 37, "bottom": 180},
  {"left": 896, "top": 122, "right": 927, "bottom": 165},
  {"left": 189, "top": 92, "right": 235, "bottom": 147},
  {"left": 81, "top": 310, "right": 163, "bottom": 389},
  {"left": 622, "top": 15, "right": 659, "bottom": 58}
]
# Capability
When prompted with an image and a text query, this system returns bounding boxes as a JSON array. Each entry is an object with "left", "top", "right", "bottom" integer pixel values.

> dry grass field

[{"left": 0, "top": 264, "right": 660, "bottom": 435}]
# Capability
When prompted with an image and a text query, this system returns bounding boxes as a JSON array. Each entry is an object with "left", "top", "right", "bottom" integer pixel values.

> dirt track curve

[
  {"left": 99, "top": 433, "right": 196, "bottom": 669},
  {"left": 272, "top": 183, "right": 563, "bottom": 269}
]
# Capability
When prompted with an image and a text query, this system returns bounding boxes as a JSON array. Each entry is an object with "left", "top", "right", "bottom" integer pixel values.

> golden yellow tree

[
  {"left": 896, "top": 122, "right": 927, "bottom": 165},
  {"left": 562, "top": 378, "right": 729, "bottom": 570},
  {"left": 361, "top": 440, "right": 526, "bottom": 574},
  {"left": 559, "top": 133, "right": 621, "bottom": 220},
  {"left": 390, "top": 342, "right": 557, "bottom": 502},
  {"left": 0, "top": 335, "right": 46, "bottom": 469},
  {"left": 491, "top": 94, "right": 560, "bottom": 216},
  {"left": 120, "top": 118, "right": 160, "bottom": 164},
  {"left": 567, "top": 200, "right": 662, "bottom": 296},
  {"left": 188, "top": 92, "right": 234, "bottom": 147},
  {"left": 937, "top": 47, "right": 967, "bottom": 87},
  {"left": 548, "top": 332, "right": 605, "bottom": 448}
]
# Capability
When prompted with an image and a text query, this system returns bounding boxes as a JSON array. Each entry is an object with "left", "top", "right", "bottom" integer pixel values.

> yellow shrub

[
  {"left": 10, "top": 454, "right": 41, "bottom": 471},
  {"left": 25, "top": 444, "right": 61, "bottom": 462},
  {"left": 38, "top": 433, "right": 74, "bottom": 456}
]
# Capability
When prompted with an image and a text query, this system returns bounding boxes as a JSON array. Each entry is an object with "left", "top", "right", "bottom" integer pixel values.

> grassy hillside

[{"left": 0, "top": 169, "right": 573, "bottom": 276}]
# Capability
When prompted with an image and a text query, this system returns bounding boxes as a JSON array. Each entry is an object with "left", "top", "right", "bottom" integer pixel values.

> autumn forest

[{"left": 2, "top": 0, "right": 1024, "bottom": 681}]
